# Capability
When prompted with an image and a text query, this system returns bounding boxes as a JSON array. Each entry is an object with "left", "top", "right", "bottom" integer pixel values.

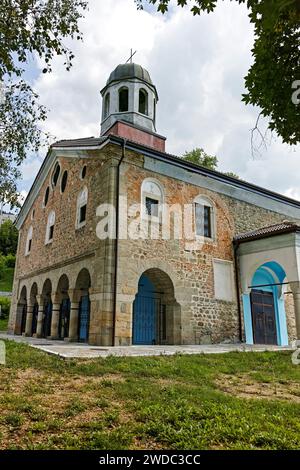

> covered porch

[{"left": 234, "top": 221, "right": 300, "bottom": 347}]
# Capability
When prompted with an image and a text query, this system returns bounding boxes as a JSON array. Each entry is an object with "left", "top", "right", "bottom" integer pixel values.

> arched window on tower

[
  {"left": 139, "top": 89, "right": 148, "bottom": 115},
  {"left": 119, "top": 87, "right": 129, "bottom": 112},
  {"left": 104, "top": 93, "right": 110, "bottom": 118}
]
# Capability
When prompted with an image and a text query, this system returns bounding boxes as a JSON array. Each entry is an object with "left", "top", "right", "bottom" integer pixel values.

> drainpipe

[
  {"left": 112, "top": 138, "right": 126, "bottom": 346},
  {"left": 233, "top": 241, "right": 243, "bottom": 342}
]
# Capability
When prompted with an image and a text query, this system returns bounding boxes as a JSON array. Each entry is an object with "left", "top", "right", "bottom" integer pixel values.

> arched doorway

[
  {"left": 57, "top": 274, "right": 70, "bottom": 340},
  {"left": 16, "top": 286, "right": 27, "bottom": 335},
  {"left": 250, "top": 262, "right": 288, "bottom": 345},
  {"left": 75, "top": 268, "right": 91, "bottom": 343},
  {"left": 30, "top": 283, "right": 38, "bottom": 336},
  {"left": 132, "top": 269, "right": 180, "bottom": 345},
  {"left": 42, "top": 279, "right": 52, "bottom": 338}
]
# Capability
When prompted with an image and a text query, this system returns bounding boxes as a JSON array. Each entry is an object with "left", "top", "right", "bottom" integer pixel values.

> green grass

[
  {"left": 0, "top": 317, "right": 8, "bottom": 331},
  {"left": 0, "top": 267, "right": 14, "bottom": 292},
  {"left": 0, "top": 340, "right": 299, "bottom": 449}
]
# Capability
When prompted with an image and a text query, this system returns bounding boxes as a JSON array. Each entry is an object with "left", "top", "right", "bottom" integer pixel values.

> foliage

[
  {"left": 0, "top": 341, "right": 300, "bottom": 449},
  {"left": 223, "top": 171, "right": 240, "bottom": 179},
  {"left": 0, "top": 81, "right": 49, "bottom": 207},
  {"left": 182, "top": 147, "right": 239, "bottom": 178},
  {"left": 4, "top": 254, "right": 16, "bottom": 268},
  {"left": 0, "top": 220, "right": 18, "bottom": 255},
  {"left": 0, "top": 296, "right": 11, "bottom": 318},
  {"left": 0, "top": 0, "right": 88, "bottom": 77},
  {"left": 0, "top": 0, "right": 88, "bottom": 206},
  {"left": 0, "top": 254, "right": 5, "bottom": 278},
  {"left": 182, "top": 147, "right": 218, "bottom": 169},
  {"left": 0, "top": 267, "right": 15, "bottom": 292},
  {"left": 136, "top": 0, "right": 300, "bottom": 145}
]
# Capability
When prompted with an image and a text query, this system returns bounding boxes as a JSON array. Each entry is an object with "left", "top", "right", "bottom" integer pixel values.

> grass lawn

[
  {"left": 0, "top": 341, "right": 299, "bottom": 450},
  {"left": 0, "top": 267, "right": 14, "bottom": 292}
]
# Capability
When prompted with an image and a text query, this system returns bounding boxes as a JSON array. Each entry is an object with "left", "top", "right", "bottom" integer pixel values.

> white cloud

[{"left": 24, "top": 0, "right": 300, "bottom": 201}]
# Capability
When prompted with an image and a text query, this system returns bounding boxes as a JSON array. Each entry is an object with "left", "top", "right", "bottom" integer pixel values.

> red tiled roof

[{"left": 234, "top": 221, "right": 300, "bottom": 243}]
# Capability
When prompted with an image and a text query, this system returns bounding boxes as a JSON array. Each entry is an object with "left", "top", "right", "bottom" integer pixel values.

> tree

[
  {"left": 182, "top": 147, "right": 218, "bottom": 170},
  {"left": 182, "top": 147, "right": 239, "bottom": 178},
  {"left": 0, "top": 220, "right": 18, "bottom": 255},
  {"left": 0, "top": 0, "right": 88, "bottom": 207},
  {"left": 136, "top": 0, "right": 300, "bottom": 146}
]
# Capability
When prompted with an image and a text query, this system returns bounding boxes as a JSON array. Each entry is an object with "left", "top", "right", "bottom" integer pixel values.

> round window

[{"left": 61, "top": 170, "right": 68, "bottom": 193}]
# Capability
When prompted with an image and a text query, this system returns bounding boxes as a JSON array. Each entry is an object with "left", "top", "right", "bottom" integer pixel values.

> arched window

[
  {"left": 76, "top": 187, "right": 88, "bottom": 228},
  {"left": 45, "top": 211, "right": 55, "bottom": 244},
  {"left": 141, "top": 179, "right": 163, "bottom": 219},
  {"left": 104, "top": 93, "right": 110, "bottom": 118},
  {"left": 25, "top": 226, "right": 33, "bottom": 255},
  {"left": 194, "top": 195, "right": 215, "bottom": 239},
  {"left": 139, "top": 89, "right": 148, "bottom": 115},
  {"left": 119, "top": 87, "right": 128, "bottom": 112}
]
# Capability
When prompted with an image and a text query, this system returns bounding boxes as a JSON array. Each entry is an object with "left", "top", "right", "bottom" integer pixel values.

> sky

[{"left": 17, "top": 0, "right": 300, "bottom": 207}]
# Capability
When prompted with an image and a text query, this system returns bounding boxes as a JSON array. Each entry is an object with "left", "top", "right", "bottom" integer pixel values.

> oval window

[
  {"left": 52, "top": 163, "right": 61, "bottom": 187},
  {"left": 81, "top": 165, "right": 87, "bottom": 180},
  {"left": 61, "top": 170, "right": 68, "bottom": 193},
  {"left": 44, "top": 187, "right": 50, "bottom": 207}
]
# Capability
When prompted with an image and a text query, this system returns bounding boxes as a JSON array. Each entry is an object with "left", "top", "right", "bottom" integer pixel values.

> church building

[{"left": 8, "top": 63, "right": 300, "bottom": 347}]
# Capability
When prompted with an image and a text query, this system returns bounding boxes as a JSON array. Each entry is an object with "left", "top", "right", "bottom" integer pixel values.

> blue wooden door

[
  {"left": 251, "top": 289, "right": 277, "bottom": 345},
  {"left": 133, "top": 275, "right": 158, "bottom": 345},
  {"left": 78, "top": 295, "right": 90, "bottom": 342}
]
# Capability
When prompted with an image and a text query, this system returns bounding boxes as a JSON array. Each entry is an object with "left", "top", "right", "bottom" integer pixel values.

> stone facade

[{"left": 9, "top": 141, "right": 300, "bottom": 346}]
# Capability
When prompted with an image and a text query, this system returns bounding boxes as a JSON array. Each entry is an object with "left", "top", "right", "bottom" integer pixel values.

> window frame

[
  {"left": 194, "top": 195, "right": 215, "bottom": 241},
  {"left": 141, "top": 179, "right": 164, "bottom": 222},
  {"left": 45, "top": 211, "right": 55, "bottom": 245},
  {"left": 76, "top": 187, "right": 88, "bottom": 229},
  {"left": 25, "top": 226, "right": 33, "bottom": 256}
]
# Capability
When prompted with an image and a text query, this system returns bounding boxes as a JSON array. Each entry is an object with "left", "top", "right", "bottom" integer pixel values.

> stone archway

[
  {"left": 132, "top": 268, "right": 181, "bottom": 345},
  {"left": 41, "top": 279, "right": 52, "bottom": 338},
  {"left": 15, "top": 285, "right": 27, "bottom": 335},
  {"left": 243, "top": 261, "right": 289, "bottom": 346},
  {"left": 56, "top": 274, "right": 70, "bottom": 340},
  {"left": 28, "top": 282, "right": 39, "bottom": 336}
]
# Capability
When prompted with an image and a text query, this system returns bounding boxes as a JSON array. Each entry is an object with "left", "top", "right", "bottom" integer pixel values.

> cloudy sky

[{"left": 18, "top": 0, "right": 300, "bottom": 205}]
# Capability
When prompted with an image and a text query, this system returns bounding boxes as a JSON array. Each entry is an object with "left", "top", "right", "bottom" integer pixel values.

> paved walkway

[{"left": 0, "top": 333, "right": 295, "bottom": 359}]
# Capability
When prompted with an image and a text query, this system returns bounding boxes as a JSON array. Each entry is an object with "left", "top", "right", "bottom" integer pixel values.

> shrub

[
  {"left": 4, "top": 253, "right": 16, "bottom": 268},
  {"left": 0, "top": 255, "right": 5, "bottom": 278},
  {"left": 0, "top": 296, "right": 11, "bottom": 318}
]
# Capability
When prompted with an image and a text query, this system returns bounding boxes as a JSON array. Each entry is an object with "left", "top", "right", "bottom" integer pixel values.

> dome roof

[{"left": 106, "top": 63, "right": 153, "bottom": 86}]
